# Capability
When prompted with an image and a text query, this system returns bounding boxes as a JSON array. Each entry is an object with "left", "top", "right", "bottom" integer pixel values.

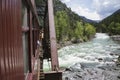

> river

[{"left": 58, "top": 33, "right": 120, "bottom": 80}]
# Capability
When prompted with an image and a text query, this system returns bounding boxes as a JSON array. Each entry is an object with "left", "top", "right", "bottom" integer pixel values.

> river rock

[
  {"left": 110, "top": 53, "right": 114, "bottom": 56},
  {"left": 61, "top": 33, "right": 120, "bottom": 80},
  {"left": 63, "top": 62, "right": 120, "bottom": 80},
  {"left": 117, "top": 76, "right": 120, "bottom": 79},
  {"left": 111, "top": 35, "right": 120, "bottom": 41},
  {"left": 98, "top": 58, "right": 103, "bottom": 62},
  {"left": 71, "top": 38, "right": 83, "bottom": 43}
]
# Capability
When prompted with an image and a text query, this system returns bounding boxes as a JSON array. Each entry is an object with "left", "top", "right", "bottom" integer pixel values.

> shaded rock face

[
  {"left": 71, "top": 39, "right": 83, "bottom": 44},
  {"left": 62, "top": 63, "right": 120, "bottom": 80},
  {"left": 57, "top": 41, "right": 73, "bottom": 49},
  {"left": 111, "top": 35, "right": 120, "bottom": 41}
]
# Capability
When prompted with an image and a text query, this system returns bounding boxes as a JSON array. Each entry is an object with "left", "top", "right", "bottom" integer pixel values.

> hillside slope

[
  {"left": 54, "top": 0, "right": 96, "bottom": 42},
  {"left": 98, "top": 9, "right": 120, "bottom": 35}
]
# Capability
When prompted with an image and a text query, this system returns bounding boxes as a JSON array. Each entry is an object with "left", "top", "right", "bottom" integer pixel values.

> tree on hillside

[
  {"left": 55, "top": 11, "right": 69, "bottom": 42},
  {"left": 74, "top": 21, "right": 83, "bottom": 40},
  {"left": 115, "top": 23, "right": 120, "bottom": 34},
  {"left": 108, "top": 22, "right": 120, "bottom": 35},
  {"left": 98, "top": 9, "right": 120, "bottom": 35},
  {"left": 108, "top": 22, "right": 115, "bottom": 35},
  {"left": 84, "top": 23, "right": 96, "bottom": 40}
]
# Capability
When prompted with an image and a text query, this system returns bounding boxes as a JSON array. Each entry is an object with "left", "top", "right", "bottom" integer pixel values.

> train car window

[
  {"left": 22, "top": 2, "right": 28, "bottom": 27},
  {"left": 22, "top": 0, "right": 30, "bottom": 77}
]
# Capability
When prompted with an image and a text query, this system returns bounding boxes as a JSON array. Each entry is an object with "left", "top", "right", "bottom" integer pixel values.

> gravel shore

[{"left": 63, "top": 62, "right": 120, "bottom": 80}]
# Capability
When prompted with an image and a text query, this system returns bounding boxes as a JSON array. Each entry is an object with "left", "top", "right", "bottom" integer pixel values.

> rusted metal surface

[
  {"left": 0, "top": 0, "right": 24, "bottom": 80},
  {"left": 45, "top": 72, "right": 62, "bottom": 80},
  {"left": 22, "top": 26, "right": 29, "bottom": 32},
  {"left": 26, "top": 0, "right": 42, "bottom": 80},
  {"left": 48, "top": 0, "right": 59, "bottom": 71},
  {"left": 28, "top": 10, "right": 33, "bottom": 73},
  {"left": 27, "top": 0, "right": 40, "bottom": 26}
]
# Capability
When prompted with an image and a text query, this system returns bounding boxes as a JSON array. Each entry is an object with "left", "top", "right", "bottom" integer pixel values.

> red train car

[
  {"left": 0, "top": 0, "right": 40, "bottom": 80},
  {"left": 0, "top": 0, "right": 62, "bottom": 80}
]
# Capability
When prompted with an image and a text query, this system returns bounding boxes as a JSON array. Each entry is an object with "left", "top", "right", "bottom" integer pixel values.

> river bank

[
  {"left": 62, "top": 50, "right": 120, "bottom": 80},
  {"left": 63, "top": 63, "right": 120, "bottom": 80},
  {"left": 111, "top": 35, "right": 120, "bottom": 41},
  {"left": 57, "top": 37, "right": 92, "bottom": 49},
  {"left": 57, "top": 34, "right": 120, "bottom": 48},
  {"left": 57, "top": 41, "right": 73, "bottom": 49}
]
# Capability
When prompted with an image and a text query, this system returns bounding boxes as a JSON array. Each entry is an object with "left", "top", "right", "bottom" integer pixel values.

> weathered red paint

[
  {"left": 0, "top": 1, "right": 4, "bottom": 80},
  {"left": 0, "top": 0, "right": 24, "bottom": 80},
  {"left": 28, "top": 10, "right": 33, "bottom": 73},
  {"left": 45, "top": 72, "right": 62, "bottom": 80},
  {"left": 48, "top": 0, "right": 59, "bottom": 71}
]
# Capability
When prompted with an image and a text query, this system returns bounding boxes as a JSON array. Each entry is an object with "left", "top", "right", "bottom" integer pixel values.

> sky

[{"left": 61, "top": 0, "right": 120, "bottom": 20}]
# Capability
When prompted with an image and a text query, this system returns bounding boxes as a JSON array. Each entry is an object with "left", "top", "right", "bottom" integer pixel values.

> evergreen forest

[{"left": 97, "top": 9, "right": 120, "bottom": 35}]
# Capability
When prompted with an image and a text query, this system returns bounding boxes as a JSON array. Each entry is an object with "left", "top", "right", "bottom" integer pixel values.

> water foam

[
  {"left": 95, "top": 33, "right": 110, "bottom": 39},
  {"left": 43, "top": 33, "right": 120, "bottom": 71},
  {"left": 58, "top": 33, "right": 120, "bottom": 69}
]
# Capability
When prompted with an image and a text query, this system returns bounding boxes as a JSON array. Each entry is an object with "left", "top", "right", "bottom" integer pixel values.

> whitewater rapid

[
  {"left": 58, "top": 33, "right": 120, "bottom": 68},
  {"left": 58, "top": 33, "right": 120, "bottom": 80}
]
